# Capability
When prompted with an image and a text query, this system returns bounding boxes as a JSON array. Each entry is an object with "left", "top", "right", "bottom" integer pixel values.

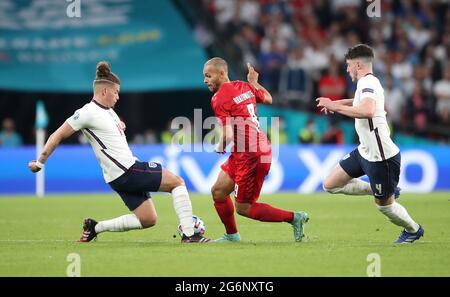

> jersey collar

[{"left": 92, "top": 100, "right": 109, "bottom": 110}]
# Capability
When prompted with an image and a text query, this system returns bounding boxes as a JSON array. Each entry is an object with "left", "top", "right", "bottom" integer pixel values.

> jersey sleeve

[
  {"left": 247, "top": 83, "right": 266, "bottom": 103},
  {"left": 358, "top": 77, "right": 377, "bottom": 101},
  {"left": 66, "top": 105, "right": 92, "bottom": 131}
]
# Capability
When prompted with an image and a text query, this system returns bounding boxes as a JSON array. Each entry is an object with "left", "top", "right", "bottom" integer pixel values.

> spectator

[
  {"left": 257, "top": 38, "right": 286, "bottom": 93},
  {"left": 433, "top": 65, "right": 450, "bottom": 124},
  {"left": 0, "top": 118, "right": 23, "bottom": 147},
  {"left": 318, "top": 57, "right": 346, "bottom": 102},
  {"left": 298, "top": 118, "right": 319, "bottom": 144},
  {"left": 278, "top": 45, "right": 312, "bottom": 106},
  {"left": 384, "top": 74, "right": 405, "bottom": 125},
  {"left": 406, "top": 82, "right": 431, "bottom": 135},
  {"left": 267, "top": 117, "right": 288, "bottom": 144},
  {"left": 321, "top": 118, "right": 344, "bottom": 145}
]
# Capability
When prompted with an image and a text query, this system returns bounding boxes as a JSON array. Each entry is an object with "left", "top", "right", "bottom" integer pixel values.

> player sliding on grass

[
  {"left": 316, "top": 44, "right": 424, "bottom": 243},
  {"left": 28, "top": 61, "right": 210, "bottom": 243},
  {"left": 203, "top": 57, "right": 309, "bottom": 243}
]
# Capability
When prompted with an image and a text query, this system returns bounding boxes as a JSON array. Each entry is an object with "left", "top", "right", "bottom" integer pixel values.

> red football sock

[
  {"left": 248, "top": 202, "right": 294, "bottom": 222},
  {"left": 213, "top": 195, "right": 238, "bottom": 234}
]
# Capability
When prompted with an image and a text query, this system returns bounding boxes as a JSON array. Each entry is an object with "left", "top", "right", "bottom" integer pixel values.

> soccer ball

[{"left": 177, "top": 215, "right": 206, "bottom": 237}]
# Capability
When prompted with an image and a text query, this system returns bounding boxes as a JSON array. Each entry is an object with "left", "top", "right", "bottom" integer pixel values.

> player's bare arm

[
  {"left": 215, "top": 122, "right": 234, "bottom": 154},
  {"left": 334, "top": 98, "right": 354, "bottom": 106},
  {"left": 316, "top": 97, "right": 375, "bottom": 119},
  {"left": 247, "top": 63, "right": 272, "bottom": 105},
  {"left": 28, "top": 121, "right": 76, "bottom": 172}
]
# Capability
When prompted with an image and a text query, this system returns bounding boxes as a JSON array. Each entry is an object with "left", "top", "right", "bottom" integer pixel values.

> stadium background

[
  {"left": 1, "top": 0, "right": 450, "bottom": 279},
  {"left": 0, "top": 0, "right": 449, "bottom": 194}
]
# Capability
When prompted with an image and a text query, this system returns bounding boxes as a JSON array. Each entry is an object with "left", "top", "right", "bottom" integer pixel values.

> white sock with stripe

[
  {"left": 326, "top": 178, "right": 372, "bottom": 195},
  {"left": 94, "top": 214, "right": 143, "bottom": 233},
  {"left": 377, "top": 202, "right": 420, "bottom": 233},
  {"left": 172, "top": 185, "right": 195, "bottom": 237}
]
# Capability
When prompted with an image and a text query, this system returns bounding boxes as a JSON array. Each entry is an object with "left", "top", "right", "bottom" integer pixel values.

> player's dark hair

[
  {"left": 94, "top": 61, "right": 120, "bottom": 85},
  {"left": 344, "top": 44, "right": 374, "bottom": 61}
]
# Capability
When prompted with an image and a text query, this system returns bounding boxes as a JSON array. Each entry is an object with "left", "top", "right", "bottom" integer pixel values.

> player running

[
  {"left": 28, "top": 61, "right": 210, "bottom": 243},
  {"left": 316, "top": 44, "right": 424, "bottom": 243},
  {"left": 203, "top": 57, "right": 309, "bottom": 243}
]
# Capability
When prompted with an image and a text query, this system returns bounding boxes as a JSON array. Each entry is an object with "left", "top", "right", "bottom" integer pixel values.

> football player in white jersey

[
  {"left": 28, "top": 61, "right": 210, "bottom": 243},
  {"left": 316, "top": 44, "right": 424, "bottom": 243}
]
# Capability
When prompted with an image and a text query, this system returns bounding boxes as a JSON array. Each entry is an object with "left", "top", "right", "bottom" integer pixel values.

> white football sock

[
  {"left": 377, "top": 202, "right": 420, "bottom": 233},
  {"left": 325, "top": 178, "right": 372, "bottom": 195},
  {"left": 172, "top": 185, "right": 195, "bottom": 237},
  {"left": 95, "top": 214, "right": 143, "bottom": 233}
]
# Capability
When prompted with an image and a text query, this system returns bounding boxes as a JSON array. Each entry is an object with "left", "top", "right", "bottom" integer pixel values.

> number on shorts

[{"left": 375, "top": 183, "right": 382, "bottom": 195}]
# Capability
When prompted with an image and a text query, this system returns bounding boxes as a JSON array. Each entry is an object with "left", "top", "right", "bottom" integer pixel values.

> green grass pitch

[{"left": 0, "top": 192, "right": 449, "bottom": 276}]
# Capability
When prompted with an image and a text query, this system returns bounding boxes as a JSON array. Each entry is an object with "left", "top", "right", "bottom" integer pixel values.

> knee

[
  {"left": 140, "top": 215, "right": 157, "bottom": 229},
  {"left": 211, "top": 185, "right": 224, "bottom": 200},
  {"left": 174, "top": 175, "right": 185, "bottom": 188},
  {"left": 169, "top": 175, "right": 185, "bottom": 191},
  {"left": 322, "top": 179, "right": 335, "bottom": 193}
]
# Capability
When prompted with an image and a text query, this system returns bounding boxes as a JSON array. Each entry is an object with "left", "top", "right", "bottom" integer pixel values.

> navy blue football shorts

[
  {"left": 109, "top": 161, "right": 162, "bottom": 211},
  {"left": 339, "top": 148, "right": 401, "bottom": 200}
]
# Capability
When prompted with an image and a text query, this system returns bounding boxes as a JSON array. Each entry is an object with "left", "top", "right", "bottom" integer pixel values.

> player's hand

[
  {"left": 28, "top": 160, "right": 42, "bottom": 173},
  {"left": 316, "top": 97, "right": 335, "bottom": 114},
  {"left": 247, "top": 63, "right": 259, "bottom": 84},
  {"left": 214, "top": 144, "right": 225, "bottom": 154},
  {"left": 320, "top": 107, "right": 334, "bottom": 115}
]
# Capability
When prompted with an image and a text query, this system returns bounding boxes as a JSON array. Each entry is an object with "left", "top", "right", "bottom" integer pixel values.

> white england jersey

[
  {"left": 354, "top": 74, "right": 400, "bottom": 162},
  {"left": 66, "top": 100, "right": 137, "bottom": 182}
]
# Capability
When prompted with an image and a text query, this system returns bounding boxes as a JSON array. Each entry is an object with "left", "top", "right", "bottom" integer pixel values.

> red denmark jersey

[{"left": 211, "top": 81, "right": 271, "bottom": 156}]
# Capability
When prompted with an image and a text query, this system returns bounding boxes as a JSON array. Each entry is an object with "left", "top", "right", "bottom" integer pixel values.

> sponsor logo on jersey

[{"left": 73, "top": 111, "right": 80, "bottom": 120}]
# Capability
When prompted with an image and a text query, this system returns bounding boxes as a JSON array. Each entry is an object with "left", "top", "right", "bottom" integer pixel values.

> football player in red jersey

[{"left": 203, "top": 57, "right": 309, "bottom": 242}]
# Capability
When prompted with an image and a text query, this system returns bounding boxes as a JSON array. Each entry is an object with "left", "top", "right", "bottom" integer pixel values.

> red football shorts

[{"left": 221, "top": 152, "right": 272, "bottom": 204}]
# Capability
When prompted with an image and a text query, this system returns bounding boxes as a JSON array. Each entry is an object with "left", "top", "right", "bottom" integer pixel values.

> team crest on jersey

[
  {"left": 148, "top": 162, "right": 158, "bottom": 168},
  {"left": 73, "top": 111, "right": 80, "bottom": 120}
]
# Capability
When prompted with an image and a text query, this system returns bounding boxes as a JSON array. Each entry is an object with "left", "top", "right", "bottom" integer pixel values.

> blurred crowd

[
  {"left": 191, "top": 0, "right": 450, "bottom": 141},
  {"left": 2, "top": 0, "right": 449, "bottom": 148}
]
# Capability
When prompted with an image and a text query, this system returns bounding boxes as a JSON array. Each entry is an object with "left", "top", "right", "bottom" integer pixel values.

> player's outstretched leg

[
  {"left": 79, "top": 200, "right": 159, "bottom": 242},
  {"left": 291, "top": 211, "right": 309, "bottom": 242},
  {"left": 376, "top": 196, "right": 423, "bottom": 243}
]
